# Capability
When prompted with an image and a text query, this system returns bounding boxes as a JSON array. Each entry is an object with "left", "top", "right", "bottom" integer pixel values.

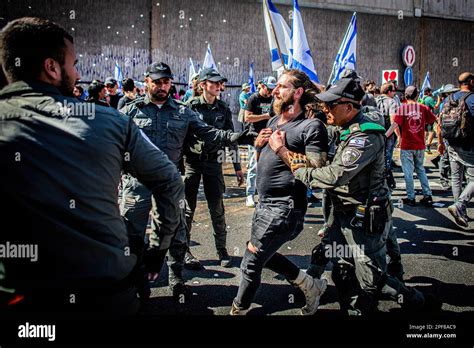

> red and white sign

[
  {"left": 382, "top": 70, "right": 399, "bottom": 85},
  {"left": 402, "top": 46, "right": 416, "bottom": 67}
]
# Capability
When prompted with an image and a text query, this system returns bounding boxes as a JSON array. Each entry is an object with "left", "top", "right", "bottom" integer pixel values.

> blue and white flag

[
  {"left": 329, "top": 12, "right": 357, "bottom": 85},
  {"left": 420, "top": 71, "right": 431, "bottom": 98},
  {"left": 289, "top": 0, "right": 320, "bottom": 83},
  {"left": 114, "top": 61, "right": 123, "bottom": 93},
  {"left": 248, "top": 62, "right": 257, "bottom": 93},
  {"left": 263, "top": 0, "right": 291, "bottom": 71},
  {"left": 202, "top": 44, "right": 217, "bottom": 70},
  {"left": 188, "top": 57, "right": 196, "bottom": 86}
]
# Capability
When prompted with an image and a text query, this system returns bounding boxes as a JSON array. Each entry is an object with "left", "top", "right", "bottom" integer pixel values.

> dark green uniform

[
  {"left": 295, "top": 108, "right": 424, "bottom": 314},
  {"left": 184, "top": 96, "right": 241, "bottom": 253}
]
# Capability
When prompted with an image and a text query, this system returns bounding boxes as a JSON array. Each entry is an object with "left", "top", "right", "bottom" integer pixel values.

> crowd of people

[{"left": 1, "top": 17, "right": 472, "bottom": 318}]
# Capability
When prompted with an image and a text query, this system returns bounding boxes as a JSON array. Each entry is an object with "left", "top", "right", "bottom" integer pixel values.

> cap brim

[
  {"left": 316, "top": 91, "right": 341, "bottom": 103},
  {"left": 148, "top": 73, "right": 173, "bottom": 80},
  {"left": 443, "top": 88, "right": 460, "bottom": 94},
  {"left": 264, "top": 84, "right": 276, "bottom": 89},
  {"left": 207, "top": 76, "right": 227, "bottom": 82}
]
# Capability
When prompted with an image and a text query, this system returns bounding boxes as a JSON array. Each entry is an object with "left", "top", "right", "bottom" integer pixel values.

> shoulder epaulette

[{"left": 340, "top": 122, "right": 386, "bottom": 141}]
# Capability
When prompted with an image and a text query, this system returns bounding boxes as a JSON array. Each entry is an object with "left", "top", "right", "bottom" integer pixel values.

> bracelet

[{"left": 274, "top": 145, "right": 285, "bottom": 155}]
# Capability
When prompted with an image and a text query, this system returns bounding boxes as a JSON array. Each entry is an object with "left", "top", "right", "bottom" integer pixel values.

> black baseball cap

[
  {"left": 105, "top": 77, "right": 117, "bottom": 86},
  {"left": 199, "top": 68, "right": 227, "bottom": 82},
  {"left": 145, "top": 62, "right": 174, "bottom": 80},
  {"left": 316, "top": 78, "right": 365, "bottom": 103}
]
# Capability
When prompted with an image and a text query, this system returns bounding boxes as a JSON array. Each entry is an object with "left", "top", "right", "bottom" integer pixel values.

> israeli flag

[
  {"left": 289, "top": 0, "right": 320, "bottom": 83},
  {"left": 114, "top": 61, "right": 123, "bottom": 93},
  {"left": 188, "top": 57, "right": 196, "bottom": 86},
  {"left": 329, "top": 12, "right": 357, "bottom": 85},
  {"left": 248, "top": 62, "right": 257, "bottom": 93},
  {"left": 420, "top": 71, "right": 431, "bottom": 98},
  {"left": 202, "top": 44, "right": 217, "bottom": 70},
  {"left": 263, "top": 0, "right": 291, "bottom": 71}
]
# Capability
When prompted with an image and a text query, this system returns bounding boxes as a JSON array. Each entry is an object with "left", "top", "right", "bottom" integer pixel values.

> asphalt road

[{"left": 142, "top": 148, "right": 474, "bottom": 318}]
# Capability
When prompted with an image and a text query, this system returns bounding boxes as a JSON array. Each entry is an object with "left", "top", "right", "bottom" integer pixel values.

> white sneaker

[
  {"left": 293, "top": 270, "right": 327, "bottom": 315},
  {"left": 246, "top": 195, "right": 255, "bottom": 208}
]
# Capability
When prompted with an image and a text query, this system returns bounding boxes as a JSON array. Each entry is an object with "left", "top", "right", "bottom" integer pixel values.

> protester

[
  {"left": 386, "top": 86, "right": 436, "bottom": 206},
  {"left": 438, "top": 72, "right": 474, "bottom": 228},
  {"left": 231, "top": 69, "right": 328, "bottom": 316},
  {"left": 105, "top": 77, "right": 121, "bottom": 108},
  {"left": 117, "top": 77, "right": 136, "bottom": 110}
]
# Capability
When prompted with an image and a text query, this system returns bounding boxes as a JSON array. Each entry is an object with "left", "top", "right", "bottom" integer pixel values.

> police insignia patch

[
  {"left": 342, "top": 147, "right": 362, "bottom": 166},
  {"left": 134, "top": 118, "right": 152, "bottom": 128}
]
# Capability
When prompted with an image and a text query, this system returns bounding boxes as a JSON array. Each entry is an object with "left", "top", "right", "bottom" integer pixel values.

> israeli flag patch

[{"left": 348, "top": 138, "right": 366, "bottom": 147}]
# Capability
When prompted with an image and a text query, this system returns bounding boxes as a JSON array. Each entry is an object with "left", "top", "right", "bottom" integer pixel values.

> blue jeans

[
  {"left": 246, "top": 145, "right": 257, "bottom": 196},
  {"left": 234, "top": 198, "right": 306, "bottom": 310},
  {"left": 400, "top": 150, "right": 432, "bottom": 200}
]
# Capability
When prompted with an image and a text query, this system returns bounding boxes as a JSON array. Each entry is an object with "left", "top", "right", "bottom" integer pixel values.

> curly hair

[{"left": 281, "top": 69, "right": 324, "bottom": 119}]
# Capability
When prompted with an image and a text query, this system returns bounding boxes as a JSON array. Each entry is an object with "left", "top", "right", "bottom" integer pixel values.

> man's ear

[
  {"left": 43, "top": 58, "right": 61, "bottom": 81},
  {"left": 295, "top": 86, "right": 304, "bottom": 99}
]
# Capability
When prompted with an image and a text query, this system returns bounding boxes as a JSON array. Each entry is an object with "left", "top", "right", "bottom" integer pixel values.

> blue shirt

[
  {"left": 451, "top": 90, "right": 474, "bottom": 116},
  {"left": 239, "top": 91, "right": 252, "bottom": 109}
]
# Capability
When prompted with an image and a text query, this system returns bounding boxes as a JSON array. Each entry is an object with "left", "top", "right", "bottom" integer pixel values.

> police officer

[
  {"left": 0, "top": 17, "right": 183, "bottom": 317},
  {"left": 292, "top": 78, "right": 436, "bottom": 315},
  {"left": 120, "top": 62, "right": 244, "bottom": 299},
  {"left": 184, "top": 68, "right": 244, "bottom": 268}
]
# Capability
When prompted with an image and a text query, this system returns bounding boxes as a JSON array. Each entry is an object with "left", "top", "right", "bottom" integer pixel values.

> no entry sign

[{"left": 402, "top": 46, "right": 416, "bottom": 67}]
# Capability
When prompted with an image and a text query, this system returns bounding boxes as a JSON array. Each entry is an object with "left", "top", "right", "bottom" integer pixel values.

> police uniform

[
  {"left": 295, "top": 80, "right": 425, "bottom": 314},
  {"left": 0, "top": 80, "right": 184, "bottom": 316},
  {"left": 119, "top": 62, "right": 240, "bottom": 292},
  {"left": 185, "top": 93, "right": 241, "bottom": 262}
]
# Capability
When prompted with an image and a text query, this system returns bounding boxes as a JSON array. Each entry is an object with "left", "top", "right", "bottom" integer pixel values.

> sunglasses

[{"left": 325, "top": 101, "right": 359, "bottom": 109}]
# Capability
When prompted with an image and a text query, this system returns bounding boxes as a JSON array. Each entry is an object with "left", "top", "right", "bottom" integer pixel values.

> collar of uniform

[
  {"left": 143, "top": 94, "right": 179, "bottom": 110},
  {"left": 342, "top": 110, "right": 363, "bottom": 130},
  {"left": 0, "top": 80, "right": 62, "bottom": 98},
  {"left": 199, "top": 95, "right": 218, "bottom": 109}
]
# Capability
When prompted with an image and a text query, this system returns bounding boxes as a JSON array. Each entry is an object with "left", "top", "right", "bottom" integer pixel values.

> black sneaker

[
  {"left": 184, "top": 250, "right": 204, "bottom": 270},
  {"left": 431, "top": 155, "right": 440, "bottom": 169},
  {"left": 217, "top": 248, "right": 233, "bottom": 268},
  {"left": 420, "top": 196, "right": 433, "bottom": 207},
  {"left": 402, "top": 198, "right": 416, "bottom": 206}
]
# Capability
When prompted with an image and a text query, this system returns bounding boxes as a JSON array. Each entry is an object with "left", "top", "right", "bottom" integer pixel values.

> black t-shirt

[
  {"left": 245, "top": 92, "right": 274, "bottom": 134},
  {"left": 257, "top": 113, "right": 328, "bottom": 209},
  {"left": 108, "top": 94, "right": 122, "bottom": 109}
]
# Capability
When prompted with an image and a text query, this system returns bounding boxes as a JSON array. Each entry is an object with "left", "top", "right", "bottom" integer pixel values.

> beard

[
  {"left": 150, "top": 90, "right": 169, "bottom": 102},
  {"left": 273, "top": 89, "right": 295, "bottom": 115},
  {"left": 57, "top": 66, "right": 76, "bottom": 97}
]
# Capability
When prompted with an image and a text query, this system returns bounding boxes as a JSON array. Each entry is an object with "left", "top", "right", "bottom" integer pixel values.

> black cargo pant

[
  {"left": 184, "top": 157, "right": 227, "bottom": 251},
  {"left": 120, "top": 174, "right": 188, "bottom": 287}
]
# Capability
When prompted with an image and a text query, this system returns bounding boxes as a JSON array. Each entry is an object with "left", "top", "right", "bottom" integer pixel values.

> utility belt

[
  {"left": 349, "top": 198, "right": 391, "bottom": 235},
  {"left": 186, "top": 152, "right": 220, "bottom": 162}
]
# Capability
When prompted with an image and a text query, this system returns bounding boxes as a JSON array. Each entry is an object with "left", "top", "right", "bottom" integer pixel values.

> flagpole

[
  {"left": 264, "top": 0, "right": 288, "bottom": 71},
  {"left": 327, "top": 12, "right": 354, "bottom": 85}
]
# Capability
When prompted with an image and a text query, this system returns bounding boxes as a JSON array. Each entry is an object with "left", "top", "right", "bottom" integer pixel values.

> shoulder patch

[
  {"left": 365, "top": 111, "right": 381, "bottom": 122},
  {"left": 348, "top": 138, "right": 366, "bottom": 147},
  {"left": 342, "top": 147, "right": 362, "bottom": 166}
]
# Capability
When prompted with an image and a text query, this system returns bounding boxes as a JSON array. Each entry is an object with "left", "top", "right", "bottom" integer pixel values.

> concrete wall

[{"left": 1, "top": 0, "right": 473, "bottom": 113}]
